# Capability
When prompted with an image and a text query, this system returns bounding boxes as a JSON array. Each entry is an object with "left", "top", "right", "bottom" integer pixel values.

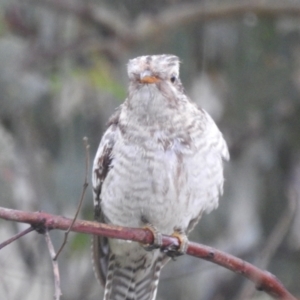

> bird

[{"left": 92, "top": 54, "right": 229, "bottom": 300}]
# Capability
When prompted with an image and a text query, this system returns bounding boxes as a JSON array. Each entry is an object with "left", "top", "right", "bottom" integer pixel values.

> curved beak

[{"left": 139, "top": 70, "right": 160, "bottom": 84}]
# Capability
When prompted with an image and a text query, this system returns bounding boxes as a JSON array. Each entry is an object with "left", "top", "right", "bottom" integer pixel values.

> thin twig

[
  {"left": 44, "top": 230, "right": 62, "bottom": 300},
  {"left": 0, "top": 226, "right": 34, "bottom": 250},
  {"left": 54, "top": 137, "right": 90, "bottom": 260}
]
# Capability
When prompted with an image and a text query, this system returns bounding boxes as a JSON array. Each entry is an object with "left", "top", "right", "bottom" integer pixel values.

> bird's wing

[
  {"left": 92, "top": 112, "right": 119, "bottom": 286},
  {"left": 202, "top": 109, "right": 230, "bottom": 162},
  {"left": 92, "top": 111, "right": 169, "bottom": 299},
  {"left": 186, "top": 107, "right": 229, "bottom": 233}
]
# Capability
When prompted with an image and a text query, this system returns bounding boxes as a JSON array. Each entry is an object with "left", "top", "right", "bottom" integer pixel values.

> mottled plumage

[{"left": 92, "top": 54, "right": 229, "bottom": 300}]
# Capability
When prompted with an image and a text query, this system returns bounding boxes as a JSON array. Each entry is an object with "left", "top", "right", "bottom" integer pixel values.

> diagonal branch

[
  {"left": 19, "top": 0, "right": 300, "bottom": 62},
  {"left": 0, "top": 206, "right": 296, "bottom": 300},
  {"left": 186, "top": 242, "right": 295, "bottom": 300},
  {"left": 54, "top": 137, "right": 90, "bottom": 260},
  {"left": 0, "top": 226, "right": 34, "bottom": 250},
  {"left": 135, "top": 0, "right": 300, "bottom": 40},
  {"left": 25, "top": 0, "right": 300, "bottom": 43}
]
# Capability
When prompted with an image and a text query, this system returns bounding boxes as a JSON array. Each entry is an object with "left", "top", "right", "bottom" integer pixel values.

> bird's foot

[
  {"left": 162, "top": 227, "right": 189, "bottom": 259},
  {"left": 140, "top": 217, "right": 162, "bottom": 251}
]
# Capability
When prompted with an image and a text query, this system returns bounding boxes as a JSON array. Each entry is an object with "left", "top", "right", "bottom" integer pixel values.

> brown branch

[
  {"left": 186, "top": 242, "right": 296, "bottom": 300},
  {"left": 0, "top": 207, "right": 152, "bottom": 243},
  {"left": 0, "top": 226, "right": 34, "bottom": 249},
  {"left": 0, "top": 206, "right": 296, "bottom": 300}
]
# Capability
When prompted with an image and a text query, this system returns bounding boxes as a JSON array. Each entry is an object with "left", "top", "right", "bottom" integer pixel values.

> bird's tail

[{"left": 103, "top": 249, "right": 164, "bottom": 300}]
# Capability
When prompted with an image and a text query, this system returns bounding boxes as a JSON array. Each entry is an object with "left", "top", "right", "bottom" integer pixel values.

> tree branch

[
  {"left": 19, "top": 0, "right": 300, "bottom": 63},
  {"left": 0, "top": 226, "right": 34, "bottom": 250},
  {"left": 25, "top": 0, "right": 300, "bottom": 43},
  {"left": 135, "top": 0, "right": 300, "bottom": 40},
  {"left": 0, "top": 206, "right": 296, "bottom": 300}
]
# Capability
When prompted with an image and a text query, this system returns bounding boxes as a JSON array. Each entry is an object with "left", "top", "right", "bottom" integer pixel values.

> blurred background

[{"left": 0, "top": 0, "right": 300, "bottom": 299}]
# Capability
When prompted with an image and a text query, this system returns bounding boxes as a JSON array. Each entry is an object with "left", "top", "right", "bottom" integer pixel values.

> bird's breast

[{"left": 100, "top": 128, "right": 221, "bottom": 234}]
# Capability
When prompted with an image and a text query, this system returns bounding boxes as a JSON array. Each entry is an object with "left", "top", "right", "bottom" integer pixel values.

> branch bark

[{"left": 0, "top": 206, "right": 297, "bottom": 300}]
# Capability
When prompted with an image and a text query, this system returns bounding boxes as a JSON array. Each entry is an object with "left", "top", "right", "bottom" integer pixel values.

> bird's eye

[{"left": 170, "top": 76, "right": 176, "bottom": 83}]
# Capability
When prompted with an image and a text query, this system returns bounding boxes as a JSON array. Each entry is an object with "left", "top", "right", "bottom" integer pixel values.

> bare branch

[
  {"left": 0, "top": 226, "right": 34, "bottom": 249},
  {"left": 24, "top": 0, "right": 133, "bottom": 42},
  {"left": 186, "top": 241, "right": 296, "bottom": 300},
  {"left": 44, "top": 230, "right": 62, "bottom": 300},
  {"left": 0, "top": 206, "right": 296, "bottom": 300},
  {"left": 25, "top": 0, "right": 300, "bottom": 44},
  {"left": 19, "top": 0, "right": 300, "bottom": 64},
  {"left": 0, "top": 207, "right": 152, "bottom": 243},
  {"left": 134, "top": 0, "right": 300, "bottom": 41},
  {"left": 54, "top": 137, "right": 90, "bottom": 260}
]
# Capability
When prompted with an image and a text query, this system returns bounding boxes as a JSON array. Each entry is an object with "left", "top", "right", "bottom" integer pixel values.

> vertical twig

[
  {"left": 54, "top": 137, "right": 90, "bottom": 260},
  {"left": 44, "top": 230, "right": 62, "bottom": 300}
]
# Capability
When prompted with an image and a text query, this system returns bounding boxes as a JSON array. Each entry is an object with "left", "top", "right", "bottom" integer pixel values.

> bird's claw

[
  {"left": 162, "top": 227, "right": 189, "bottom": 259},
  {"left": 141, "top": 223, "right": 163, "bottom": 251}
]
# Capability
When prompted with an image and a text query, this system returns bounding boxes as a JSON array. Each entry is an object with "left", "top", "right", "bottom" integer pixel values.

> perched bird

[{"left": 92, "top": 54, "right": 229, "bottom": 300}]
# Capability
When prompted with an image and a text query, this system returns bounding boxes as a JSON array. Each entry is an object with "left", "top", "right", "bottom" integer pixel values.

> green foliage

[
  {"left": 49, "top": 73, "right": 64, "bottom": 93},
  {"left": 75, "top": 56, "right": 126, "bottom": 100},
  {"left": 69, "top": 232, "right": 91, "bottom": 254}
]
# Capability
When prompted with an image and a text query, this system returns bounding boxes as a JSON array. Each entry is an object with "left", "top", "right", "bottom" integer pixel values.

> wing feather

[{"left": 92, "top": 110, "right": 120, "bottom": 286}]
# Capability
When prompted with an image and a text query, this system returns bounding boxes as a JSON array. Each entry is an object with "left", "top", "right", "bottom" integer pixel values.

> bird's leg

[
  {"left": 140, "top": 216, "right": 163, "bottom": 251},
  {"left": 162, "top": 227, "right": 189, "bottom": 258}
]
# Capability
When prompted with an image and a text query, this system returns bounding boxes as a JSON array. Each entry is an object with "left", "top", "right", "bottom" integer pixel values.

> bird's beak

[{"left": 139, "top": 70, "right": 160, "bottom": 84}]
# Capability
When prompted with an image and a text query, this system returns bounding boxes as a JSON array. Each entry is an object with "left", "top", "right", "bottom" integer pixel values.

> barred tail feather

[{"left": 103, "top": 252, "right": 164, "bottom": 300}]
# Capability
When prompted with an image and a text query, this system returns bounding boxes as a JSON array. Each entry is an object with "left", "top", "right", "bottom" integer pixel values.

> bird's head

[{"left": 127, "top": 54, "right": 180, "bottom": 86}]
